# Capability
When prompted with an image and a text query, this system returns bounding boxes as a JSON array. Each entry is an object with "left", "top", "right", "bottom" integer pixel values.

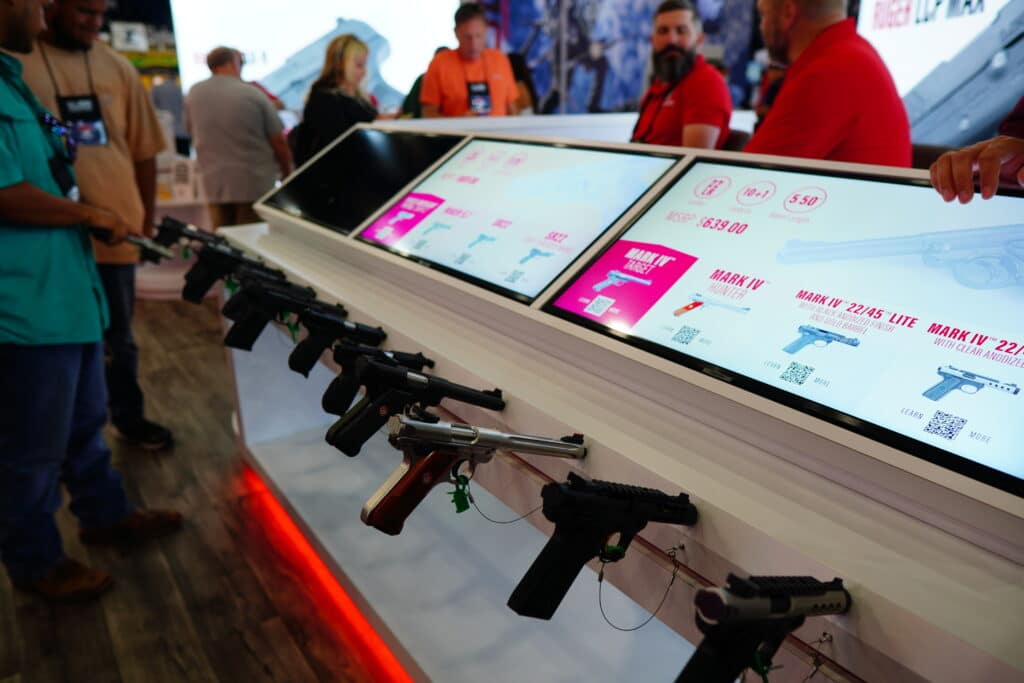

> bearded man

[{"left": 631, "top": 0, "right": 731, "bottom": 149}]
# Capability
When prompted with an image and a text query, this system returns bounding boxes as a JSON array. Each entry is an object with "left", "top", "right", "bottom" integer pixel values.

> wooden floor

[{"left": 0, "top": 299, "right": 372, "bottom": 683}]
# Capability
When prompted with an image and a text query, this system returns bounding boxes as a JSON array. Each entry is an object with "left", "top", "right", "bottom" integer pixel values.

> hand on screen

[{"left": 930, "top": 135, "right": 1024, "bottom": 203}]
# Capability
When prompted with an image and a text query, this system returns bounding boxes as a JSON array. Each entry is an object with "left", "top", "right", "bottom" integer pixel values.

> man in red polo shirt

[
  {"left": 631, "top": 0, "right": 732, "bottom": 149},
  {"left": 745, "top": 0, "right": 911, "bottom": 166}
]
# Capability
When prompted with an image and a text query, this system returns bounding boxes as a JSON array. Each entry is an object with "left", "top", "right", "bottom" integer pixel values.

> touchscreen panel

[
  {"left": 548, "top": 160, "right": 1024, "bottom": 495},
  {"left": 262, "top": 128, "right": 465, "bottom": 235},
  {"left": 356, "top": 139, "right": 678, "bottom": 302}
]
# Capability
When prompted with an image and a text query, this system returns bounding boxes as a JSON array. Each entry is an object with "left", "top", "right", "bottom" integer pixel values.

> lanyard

[
  {"left": 38, "top": 42, "right": 97, "bottom": 98},
  {"left": 631, "top": 80, "right": 677, "bottom": 143},
  {"left": 458, "top": 51, "right": 488, "bottom": 86}
]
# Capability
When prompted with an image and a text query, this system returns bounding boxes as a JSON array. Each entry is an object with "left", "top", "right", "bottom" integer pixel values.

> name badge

[
  {"left": 57, "top": 94, "right": 108, "bottom": 146},
  {"left": 467, "top": 81, "right": 492, "bottom": 116}
]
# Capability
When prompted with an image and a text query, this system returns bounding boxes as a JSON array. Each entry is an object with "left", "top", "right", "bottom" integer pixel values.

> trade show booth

[{"left": 206, "top": 122, "right": 1022, "bottom": 683}]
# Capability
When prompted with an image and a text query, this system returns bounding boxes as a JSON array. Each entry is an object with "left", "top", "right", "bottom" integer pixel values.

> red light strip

[{"left": 241, "top": 465, "right": 414, "bottom": 683}]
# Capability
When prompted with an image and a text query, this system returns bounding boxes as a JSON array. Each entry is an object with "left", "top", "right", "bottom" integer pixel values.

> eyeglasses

[{"left": 39, "top": 112, "right": 78, "bottom": 164}]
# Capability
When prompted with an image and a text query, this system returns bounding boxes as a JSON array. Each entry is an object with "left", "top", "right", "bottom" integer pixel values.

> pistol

[
  {"left": 287, "top": 305, "right": 387, "bottom": 377},
  {"left": 507, "top": 472, "right": 698, "bottom": 620},
  {"left": 221, "top": 277, "right": 317, "bottom": 350},
  {"left": 468, "top": 234, "right": 497, "bottom": 249},
  {"left": 783, "top": 325, "right": 860, "bottom": 355},
  {"left": 519, "top": 248, "right": 553, "bottom": 265},
  {"left": 321, "top": 343, "right": 434, "bottom": 415},
  {"left": 153, "top": 215, "right": 228, "bottom": 249},
  {"left": 324, "top": 359, "right": 505, "bottom": 457},
  {"left": 922, "top": 365, "right": 1020, "bottom": 401},
  {"left": 676, "top": 575, "right": 851, "bottom": 683},
  {"left": 90, "top": 227, "right": 174, "bottom": 264},
  {"left": 422, "top": 222, "right": 451, "bottom": 237},
  {"left": 361, "top": 415, "right": 586, "bottom": 536},
  {"left": 182, "top": 241, "right": 286, "bottom": 303},
  {"left": 592, "top": 270, "right": 653, "bottom": 292},
  {"left": 674, "top": 293, "right": 751, "bottom": 316}
]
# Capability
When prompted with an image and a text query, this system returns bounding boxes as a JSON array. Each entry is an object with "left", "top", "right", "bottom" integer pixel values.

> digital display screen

[
  {"left": 356, "top": 139, "right": 678, "bottom": 302},
  {"left": 262, "top": 128, "right": 465, "bottom": 235},
  {"left": 547, "top": 160, "right": 1024, "bottom": 496}
]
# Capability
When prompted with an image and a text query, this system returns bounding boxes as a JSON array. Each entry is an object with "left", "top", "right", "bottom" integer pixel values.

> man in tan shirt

[{"left": 19, "top": 0, "right": 172, "bottom": 450}]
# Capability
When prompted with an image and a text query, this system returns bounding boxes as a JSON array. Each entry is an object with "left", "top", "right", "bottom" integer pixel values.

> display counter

[{"left": 210, "top": 124, "right": 1023, "bottom": 683}]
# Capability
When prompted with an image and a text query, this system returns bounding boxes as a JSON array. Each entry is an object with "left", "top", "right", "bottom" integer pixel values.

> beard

[
  {"left": 653, "top": 45, "right": 698, "bottom": 84},
  {"left": 762, "top": 20, "right": 790, "bottom": 65}
]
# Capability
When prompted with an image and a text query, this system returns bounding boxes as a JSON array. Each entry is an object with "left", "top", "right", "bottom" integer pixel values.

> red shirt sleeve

[
  {"left": 499, "top": 53, "right": 518, "bottom": 110},
  {"left": 680, "top": 69, "right": 732, "bottom": 131},
  {"left": 745, "top": 68, "right": 854, "bottom": 159},
  {"left": 420, "top": 54, "right": 444, "bottom": 107}
]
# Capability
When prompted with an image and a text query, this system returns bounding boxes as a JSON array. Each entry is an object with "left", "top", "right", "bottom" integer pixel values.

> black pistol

[{"left": 507, "top": 472, "right": 698, "bottom": 620}]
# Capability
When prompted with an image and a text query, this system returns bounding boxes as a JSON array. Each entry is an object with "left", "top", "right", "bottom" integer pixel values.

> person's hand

[
  {"left": 86, "top": 206, "right": 135, "bottom": 245},
  {"left": 930, "top": 135, "right": 1024, "bottom": 203}
]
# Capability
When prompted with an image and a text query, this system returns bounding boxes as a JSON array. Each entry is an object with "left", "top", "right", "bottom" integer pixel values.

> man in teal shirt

[{"left": 0, "top": 0, "right": 182, "bottom": 602}]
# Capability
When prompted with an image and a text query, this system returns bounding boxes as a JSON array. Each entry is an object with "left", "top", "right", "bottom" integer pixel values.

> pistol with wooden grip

[{"left": 361, "top": 415, "right": 586, "bottom": 536}]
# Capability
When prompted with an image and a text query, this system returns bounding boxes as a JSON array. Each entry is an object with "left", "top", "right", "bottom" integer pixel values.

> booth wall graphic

[{"left": 503, "top": 0, "right": 755, "bottom": 113}]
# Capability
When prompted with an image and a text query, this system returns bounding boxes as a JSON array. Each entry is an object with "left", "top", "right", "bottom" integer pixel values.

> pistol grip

[
  {"left": 782, "top": 335, "right": 813, "bottom": 355},
  {"left": 220, "top": 290, "right": 251, "bottom": 321},
  {"left": 361, "top": 451, "right": 460, "bottom": 536},
  {"left": 182, "top": 264, "right": 220, "bottom": 303},
  {"left": 288, "top": 333, "right": 333, "bottom": 377},
  {"left": 321, "top": 372, "right": 362, "bottom": 415},
  {"left": 324, "top": 398, "right": 387, "bottom": 457},
  {"left": 222, "top": 312, "right": 270, "bottom": 351},
  {"left": 923, "top": 375, "right": 960, "bottom": 401},
  {"left": 507, "top": 526, "right": 607, "bottom": 620}
]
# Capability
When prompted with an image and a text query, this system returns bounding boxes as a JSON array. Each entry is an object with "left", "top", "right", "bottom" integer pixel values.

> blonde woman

[{"left": 294, "top": 34, "right": 379, "bottom": 165}]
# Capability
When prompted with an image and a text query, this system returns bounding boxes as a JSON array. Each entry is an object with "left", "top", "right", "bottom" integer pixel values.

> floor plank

[{"left": 0, "top": 297, "right": 372, "bottom": 683}]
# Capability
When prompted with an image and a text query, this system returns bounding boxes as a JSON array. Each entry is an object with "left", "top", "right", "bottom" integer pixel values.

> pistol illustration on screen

[
  {"left": 388, "top": 210, "right": 416, "bottom": 226},
  {"left": 361, "top": 415, "right": 586, "bottom": 536},
  {"left": 783, "top": 325, "right": 860, "bottom": 355},
  {"left": 922, "top": 365, "right": 1020, "bottom": 402},
  {"left": 519, "top": 248, "right": 553, "bottom": 265},
  {"left": 592, "top": 270, "right": 653, "bottom": 292},
  {"left": 467, "top": 234, "right": 496, "bottom": 249},
  {"left": 422, "top": 223, "right": 451, "bottom": 237},
  {"left": 674, "top": 293, "right": 751, "bottom": 316},
  {"left": 775, "top": 224, "right": 1024, "bottom": 290}
]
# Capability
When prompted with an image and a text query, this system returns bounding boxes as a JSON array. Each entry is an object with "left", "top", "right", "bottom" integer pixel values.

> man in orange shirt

[{"left": 421, "top": 3, "right": 519, "bottom": 118}]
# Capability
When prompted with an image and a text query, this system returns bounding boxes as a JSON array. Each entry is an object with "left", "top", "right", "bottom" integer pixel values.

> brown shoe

[
  {"left": 80, "top": 509, "right": 184, "bottom": 547},
  {"left": 13, "top": 558, "right": 113, "bottom": 603}
]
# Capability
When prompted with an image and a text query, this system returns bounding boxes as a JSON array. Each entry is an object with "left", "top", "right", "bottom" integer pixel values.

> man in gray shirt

[{"left": 186, "top": 47, "right": 293, "bottom": 228}]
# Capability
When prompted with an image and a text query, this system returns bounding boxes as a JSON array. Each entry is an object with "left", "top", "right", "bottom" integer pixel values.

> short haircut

[
  {"left": 206, "top": 46, "right": 238, "bottom": 71},
  {"left": 455, "top": 2, "right": 486, "bottom": 27},
  {"left": 656, "top": 0, "right": 697, "bottom": 16},
  {"left": 795, "top": 0, "right": 848, "bottom": 18},
  {"left": 655, "top": 0, "right": 702, "bottom": 33}
]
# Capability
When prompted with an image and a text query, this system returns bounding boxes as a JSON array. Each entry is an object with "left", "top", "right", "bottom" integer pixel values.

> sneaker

[
  {"left": 80, "top": 509, "right": 184, "bottom": 547},
  {"left": 13, "top": 558, "right": 113, "bottom": 603},
  {"left": 112, "top": 418, "right": 174, "bottom": 451}
]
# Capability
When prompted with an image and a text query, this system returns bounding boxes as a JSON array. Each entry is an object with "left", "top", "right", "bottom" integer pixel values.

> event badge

[
  {"left": 467, "top": 81, "right": 492, "bottom": 116},
  {"left": 56, "top": 94, "right": 109, "bottom": 146}
]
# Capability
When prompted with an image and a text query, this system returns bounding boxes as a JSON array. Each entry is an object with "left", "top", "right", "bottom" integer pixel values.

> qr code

[
  {"left": 672, "top": 326, "right": 700, "bottom": 345},
  {"left": 780, "top": 362, "right": 814, "bottom": 385},
  {"left": 584, "top": 295, "right": 615, "bottom": 317},
  {"left": 925, "top": 411, "right": 967, "bottom": 440}
]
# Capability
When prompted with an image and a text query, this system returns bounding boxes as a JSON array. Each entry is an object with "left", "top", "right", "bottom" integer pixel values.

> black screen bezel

[
  {"left": 353, "top": 137, "right": 681, "bottom": 304},
  {"left": 542, "top": 156, "right": 1024, "bottom": 498},
  {"left": 261, "top": 128, "right": 467, "bottom": 235}
]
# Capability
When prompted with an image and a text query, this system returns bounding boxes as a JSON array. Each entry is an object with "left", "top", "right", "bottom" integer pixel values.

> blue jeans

[
  {"left": 0, "top": 342, "right": 133, "bottom": 583},
  {"left": 97, "top": 263, "right": 144, "bottom": 428}
]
